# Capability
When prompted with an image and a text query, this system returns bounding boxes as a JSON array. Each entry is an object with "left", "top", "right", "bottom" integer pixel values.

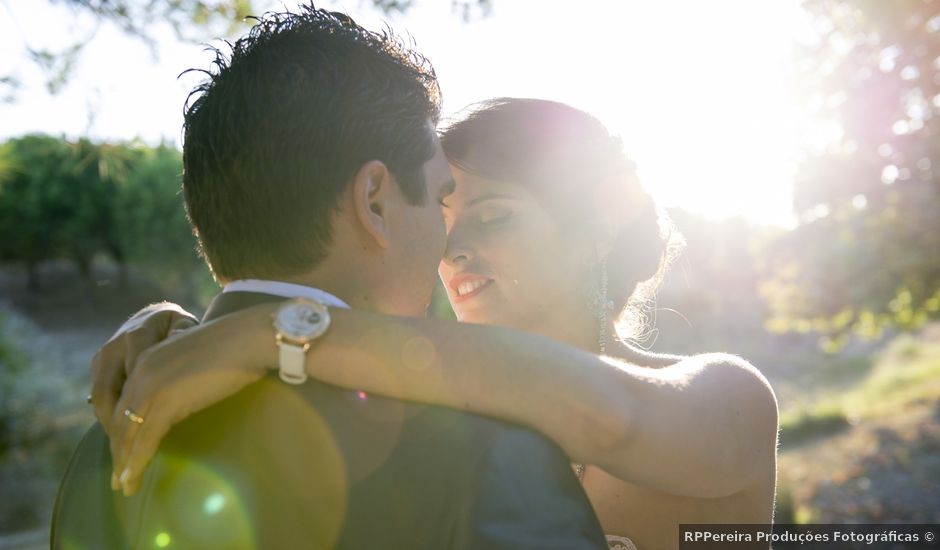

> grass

[
  {"left": 776, "top": 327, "right": 940, "bottom": 524},
  {"left": 778, "top": 403, "right": 850, "bottom": 447},
  {"left": 779, "top": 331, "right": 940, "bottom": 447},
  {"left": 840, "top": 335, "right": 940, "bottom": 417}
]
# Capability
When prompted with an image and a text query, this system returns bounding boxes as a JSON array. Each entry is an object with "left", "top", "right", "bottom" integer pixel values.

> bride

[{"left": 92, "top": 98, "right": 778, "bottom": 550}]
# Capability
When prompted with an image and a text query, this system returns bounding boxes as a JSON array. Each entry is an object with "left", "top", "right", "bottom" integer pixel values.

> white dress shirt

[{"left": 223, "top": 279, "right": 351, "bottom": 309}]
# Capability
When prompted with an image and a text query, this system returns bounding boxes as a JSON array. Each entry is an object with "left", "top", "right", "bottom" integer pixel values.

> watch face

[{"left": 274, "top": 301, "right": 330, "bottom": 341}]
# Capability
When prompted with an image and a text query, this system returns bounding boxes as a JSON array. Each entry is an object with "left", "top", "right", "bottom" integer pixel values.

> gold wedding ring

[{"left": 124, "top": 408, "right": 145, "bottom": 425}]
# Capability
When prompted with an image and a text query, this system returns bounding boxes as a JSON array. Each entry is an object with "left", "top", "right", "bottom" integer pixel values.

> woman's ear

[
  {"left": 575, "top": 228, "right": 612, "bottom": 274},
  {"left": 589, "top": 169, "right": 645, "bottom": 258},
  {"left": 586, "top": 218, "right": 616, "bottom": 263},
  {"left": 351, "top": 160, "right": 392, "bottom": 249}
]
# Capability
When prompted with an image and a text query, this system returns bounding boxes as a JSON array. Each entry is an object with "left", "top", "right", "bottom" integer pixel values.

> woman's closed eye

[{"left": 477, "top": 206, "right": 514, "bottom": 227}]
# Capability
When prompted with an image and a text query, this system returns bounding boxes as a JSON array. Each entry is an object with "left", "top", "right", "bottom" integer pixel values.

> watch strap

[{"left": 277, "top": 341, "right": 308, "bottom": 385}]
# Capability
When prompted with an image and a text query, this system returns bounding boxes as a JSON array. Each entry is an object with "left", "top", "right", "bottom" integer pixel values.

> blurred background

[{"left": 1, "top": 0, "right": 939, "bottom": 546}]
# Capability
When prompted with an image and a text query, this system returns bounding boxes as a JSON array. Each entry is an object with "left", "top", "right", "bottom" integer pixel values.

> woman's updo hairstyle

[{"left": 440, "top": 97, "right": 684, "bottom": 342}]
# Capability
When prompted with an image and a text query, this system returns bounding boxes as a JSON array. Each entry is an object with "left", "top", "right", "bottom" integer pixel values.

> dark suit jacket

[{"left": 51, "top": 291, "right": 607, "bottom": 549}]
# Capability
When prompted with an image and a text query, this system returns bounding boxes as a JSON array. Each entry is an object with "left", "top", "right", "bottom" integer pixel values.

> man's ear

[{"left": 351, "top": 160, "right": 392, "bottom": 249}]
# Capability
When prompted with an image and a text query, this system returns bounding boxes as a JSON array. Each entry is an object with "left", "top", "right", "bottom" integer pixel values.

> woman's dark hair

[
  {"left": 182, "top": 5, "right": 441, "bottom": 282},
  {"left": 440, "top": 98, "right": 684, "bottom": 342}
]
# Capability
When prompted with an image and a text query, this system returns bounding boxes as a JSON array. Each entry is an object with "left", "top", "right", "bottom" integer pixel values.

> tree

[
  {"left": 64, "top": 138, "right": 139, "bottom": 278},
  {"left": 0, "top": 135, "right": 211, "bottom": 294},
  {"left": 113, "top": 142, "right": 212, "bottom": 298},
  {"left": 759, "top": 0, "right": 940, "bottom": 349},
  {"left": 8, "top": 0, "right": 491, "bottom": 99},
  {"left": 0, "top": 135, "right": 76, "bottom": 290},
  {"left": 0, "top": 135, "right": 141, "bottom": 288}
]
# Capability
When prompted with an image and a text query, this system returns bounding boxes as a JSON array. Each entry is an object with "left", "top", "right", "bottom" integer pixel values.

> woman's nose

[{"left": 442, "top": 234, "right": 474, "bottom": 266}]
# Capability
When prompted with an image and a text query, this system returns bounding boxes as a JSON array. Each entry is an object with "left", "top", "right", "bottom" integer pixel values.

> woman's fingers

[
  {"left": 123, "top": 325, "right": 160, "bottom": 378},
  {"left": 107, "top": 396, "right": 130, "bottom": 489},
  {"left": 98, "top": 309, "right": 271, "bottom": 497},
  {"left": 167, "top": 315, "right": 199, "bottom": 338},
  {"left": 108, "top": 382, "right": 148, "bottom": 491},
  {"left": 90, "top": 343, "right": 127, "bottom": 436},
  {"left": 108, "top": 406, "right": 128, "bottom": 489},
  {"left": 123, "top": 311, "right": 196, "bottom": 374},
  {"left": 90, "top": 308, "right": 197, "bottom": 435},
  {"left": 118, "top": 407, "right": 174, "bottom": 496}
]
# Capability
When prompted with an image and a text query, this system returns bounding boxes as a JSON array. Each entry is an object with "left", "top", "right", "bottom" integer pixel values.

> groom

[{"left": 51, "top": 6, "right": 606, "bottom": 549}]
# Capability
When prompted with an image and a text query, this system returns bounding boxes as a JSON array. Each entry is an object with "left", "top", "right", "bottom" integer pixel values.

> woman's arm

[
  {"left": 113, "top": 301, "right": 778, "bottom": 499},
  {"left": 284, "top": 307, "right": 778, "bottom": 498}
]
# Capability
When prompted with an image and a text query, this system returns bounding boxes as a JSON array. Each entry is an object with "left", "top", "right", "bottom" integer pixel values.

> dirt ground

[{"left": 0, "top": 260, "right": 203, "bottom": 548}]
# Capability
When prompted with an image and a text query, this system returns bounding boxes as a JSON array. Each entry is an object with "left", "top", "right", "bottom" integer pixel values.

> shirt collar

[{"left": 222, "top": 279, "right": 351, "bottom": 309}]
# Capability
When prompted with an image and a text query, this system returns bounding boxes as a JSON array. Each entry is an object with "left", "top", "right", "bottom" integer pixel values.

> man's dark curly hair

[{"left": 181, "top": 5, "right": 442, "bottom": 282}]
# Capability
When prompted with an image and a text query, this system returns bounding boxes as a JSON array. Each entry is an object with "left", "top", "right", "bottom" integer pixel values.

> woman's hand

[
  {"left": 109, "top": 302, "right": 279, "bottom": 496},
  {"left": 90, "top": 303, "right": 199, "bottom": 437}
]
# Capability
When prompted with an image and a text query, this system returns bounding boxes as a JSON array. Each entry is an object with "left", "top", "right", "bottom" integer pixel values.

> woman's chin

[
  {"left": 453, "top": 306, "right": 501, "bottom": 326},
  {"left": 450, "top": 291, "right": 525, "bottom": 328},
  {"left": 455, "top": 309, "right": 529, "bottom": 331},
  {"left": 454, "top": 310, "right": 488, "bottom": 325}
]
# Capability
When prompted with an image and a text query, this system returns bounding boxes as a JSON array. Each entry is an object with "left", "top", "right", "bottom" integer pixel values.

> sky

[{"left": 0, "top": 0, "right": 817, "bottom": 227}]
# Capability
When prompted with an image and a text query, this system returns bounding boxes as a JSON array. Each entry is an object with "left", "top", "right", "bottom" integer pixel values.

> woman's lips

[{"left": 449, "top": 274, "right": 495, "bottom": 303}]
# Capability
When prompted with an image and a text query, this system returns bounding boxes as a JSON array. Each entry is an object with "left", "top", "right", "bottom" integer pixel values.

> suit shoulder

[{"left": 397, "top": 397, "right": 551, "bottom": 448}]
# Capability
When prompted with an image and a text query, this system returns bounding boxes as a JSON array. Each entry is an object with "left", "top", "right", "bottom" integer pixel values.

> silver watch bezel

[{"left": 273, "top": 298, "right": 331, "bottom": 344}]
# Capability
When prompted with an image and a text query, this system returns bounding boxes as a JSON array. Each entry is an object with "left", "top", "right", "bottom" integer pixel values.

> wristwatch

[{"left": 272, "top": 298, "right": 331, "bottom": 385}]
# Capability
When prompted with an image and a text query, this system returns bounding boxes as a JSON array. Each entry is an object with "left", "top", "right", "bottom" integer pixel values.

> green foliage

[
  {"left": 779, "top": 403, "right": 850, "bottom": 447},
  {"left": 429, "top": 281, "right": 456, "bottom": 320},
  {"left": 0, "top": 135, "right": 134, "bottom": 279},
  {"left": 759, "top": 0, "right": 940, "bottom": 347},
  {"left": 112, "top": 143, "right": 209, "bottom": 291},
  {"left": 66, "top": 139, "right": 139, "bottom": 274},
  {"left": 0, "top": 76, "right": 18, "bottom": 104},
  {"left": 778, "top": 329, "right": 940, "bottom": 448},
  {"left": 60, "top": 0, "right": 493, "bottom": 40},
  {"left": 0, "top": 134, "right": 212, "bottom": 298},
  {"left": 759, "top": 195, "right": 940, "bottom": 348},
  {"left": 0, "top": 135, "right": 76, "bottom": 276},
  {"left": 63, "top": 0, "right": 257, "bottom": 44},
  {"left": 773, "top": 481, "right": 798, "bottom": 523}
]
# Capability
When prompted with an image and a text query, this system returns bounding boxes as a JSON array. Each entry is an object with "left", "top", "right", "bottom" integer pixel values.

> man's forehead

[{"left": 423, "top": 140, "right": 452, "bottom": 184}]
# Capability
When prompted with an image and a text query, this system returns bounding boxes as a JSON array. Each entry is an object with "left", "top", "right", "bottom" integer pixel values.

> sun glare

[
  {"left": 578, "top": 1, "right": 810, "bottom": 228},
  {"left": 1, "top": 0, "right": 819, "bottom": 227},
  {"left": 423, "top": 0, "right": 816, "bottom": 227}
]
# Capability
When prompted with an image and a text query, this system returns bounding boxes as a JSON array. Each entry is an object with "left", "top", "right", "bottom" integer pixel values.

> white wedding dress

[{"left": 605, "top": 534, "right": 638, "bottom": 550}]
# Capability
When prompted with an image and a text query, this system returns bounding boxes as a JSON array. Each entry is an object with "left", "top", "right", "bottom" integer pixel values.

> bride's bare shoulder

[
  {"left": 609, "top": 342, "right": 685, "bottom": 369},
  {"left": 614, "top": 345, "right": 765, "bottom": 379}
]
